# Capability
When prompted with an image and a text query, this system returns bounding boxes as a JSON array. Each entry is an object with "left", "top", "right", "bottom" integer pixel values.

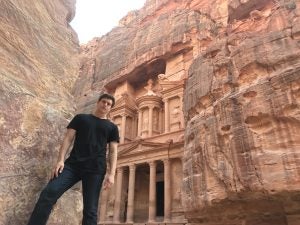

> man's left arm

[{"left": 103, "top": 141, "right": 118, "bottom": 189}]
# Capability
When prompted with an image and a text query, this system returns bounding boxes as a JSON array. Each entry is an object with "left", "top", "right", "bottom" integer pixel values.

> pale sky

[{"left": 70, "top": 0, "right": 146, "bottom": 44}]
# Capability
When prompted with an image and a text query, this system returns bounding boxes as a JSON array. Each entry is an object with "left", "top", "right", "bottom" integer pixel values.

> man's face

[{"left": 97, "top": 98, "right": 113, "bottom": 114}]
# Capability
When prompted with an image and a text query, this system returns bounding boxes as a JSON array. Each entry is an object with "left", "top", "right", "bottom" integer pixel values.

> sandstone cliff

[
  {"left": 183, "top": 0, "right": 300, "bottom": 224},
  {"left": 0, "top": 0, "right": 80, "bottom": 224}
]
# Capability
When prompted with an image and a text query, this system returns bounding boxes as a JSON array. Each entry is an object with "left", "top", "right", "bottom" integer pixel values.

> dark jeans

[{"left": 27, "top": 165, "right": 105, "bottom": 225}]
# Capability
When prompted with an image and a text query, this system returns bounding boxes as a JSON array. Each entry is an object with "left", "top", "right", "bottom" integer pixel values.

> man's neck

[{"left": 93, "top": 112, "right": 107, "bottom": 119}]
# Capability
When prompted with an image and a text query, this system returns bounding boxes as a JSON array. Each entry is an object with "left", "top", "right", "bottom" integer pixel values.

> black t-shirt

[{"left": 65, "top": 114, "right": 119, "bottom": 174}]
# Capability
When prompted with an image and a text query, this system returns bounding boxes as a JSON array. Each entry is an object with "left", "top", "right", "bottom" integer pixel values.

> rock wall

[
  {"left": 0, "top": 0, "right": 80, "bottom": 224},
  {"left": 183, "top": 0, "right": 300, "bottom": 224}
]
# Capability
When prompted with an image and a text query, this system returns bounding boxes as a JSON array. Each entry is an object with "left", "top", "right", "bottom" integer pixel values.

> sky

[{"left": 70, "top": 0, "right": 146, "bottom": 44}]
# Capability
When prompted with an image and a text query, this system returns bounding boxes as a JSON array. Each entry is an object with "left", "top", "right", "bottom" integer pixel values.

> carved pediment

[
  {"left": 118, "top": 139, "right": 171, "bottom": 157},
  {"left": 158, "top": 78, "right": 185, "bottom": 93},
  {"left": 111, "top": 93, "right": 137, "bottom": 115}
]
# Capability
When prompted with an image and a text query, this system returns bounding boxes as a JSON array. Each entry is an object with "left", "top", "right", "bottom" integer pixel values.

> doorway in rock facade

[{"left": 156, "top": 181, "right": 164, "bottom": 218}]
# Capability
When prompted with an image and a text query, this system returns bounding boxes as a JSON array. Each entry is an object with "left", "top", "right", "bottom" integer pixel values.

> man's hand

[
  {"left": 51, "top": 161, "right": 64, "bottom": 179},
  {"left": 49, "top": 128, "right": 75, "bottom": 180},
  {"left": 103, "top": 174, "right": 115, "bottom": 190}
]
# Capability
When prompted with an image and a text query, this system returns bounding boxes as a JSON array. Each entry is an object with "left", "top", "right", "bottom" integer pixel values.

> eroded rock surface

[
  {"left": 0, "top": 0, "right": 80, "bottom": 224},
  {"left": 183, "top": 0, "right": 300, "bottom": 224}
]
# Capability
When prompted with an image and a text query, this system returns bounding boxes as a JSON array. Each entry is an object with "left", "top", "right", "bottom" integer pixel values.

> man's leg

[
  {"left": 81, "top": 172, "right": 105, "bottom": 225},
  {"left": 27, "top": 166, "right": 80, "bottom": 225}
]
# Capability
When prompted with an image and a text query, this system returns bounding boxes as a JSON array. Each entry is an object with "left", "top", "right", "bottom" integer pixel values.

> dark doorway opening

[{"left": 156, "top": 181, "right": 164, "bottom": 216}]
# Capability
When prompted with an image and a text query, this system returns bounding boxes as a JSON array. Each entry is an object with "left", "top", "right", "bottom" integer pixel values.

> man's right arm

[
  {"left": 51, "top": 128, "right": 76, "bottom": 179},
  {"left": 103, "top": 141, "right": 118, "bottom": 189}
]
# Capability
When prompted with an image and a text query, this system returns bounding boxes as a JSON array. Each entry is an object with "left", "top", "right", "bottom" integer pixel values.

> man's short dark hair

[{"left": 98, "top": 93, "right": 115, "bottom": 107}]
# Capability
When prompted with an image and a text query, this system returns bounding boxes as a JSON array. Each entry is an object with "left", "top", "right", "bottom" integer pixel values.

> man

[{"left": 27, "top": 93, "right": 119, "bottom": 225}]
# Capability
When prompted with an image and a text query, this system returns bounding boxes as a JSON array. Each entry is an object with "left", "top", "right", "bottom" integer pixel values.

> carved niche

[{"left": 110, "top": 93, "right": 138, "bottom": 143}]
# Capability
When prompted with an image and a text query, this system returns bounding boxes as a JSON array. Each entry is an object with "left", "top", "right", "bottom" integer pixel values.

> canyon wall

[
  {"left": 0, "top": 0, "right": 80, "bottom": 224},
  {"left": 183, "top": 0, "right": 300, "bottom": 224}
]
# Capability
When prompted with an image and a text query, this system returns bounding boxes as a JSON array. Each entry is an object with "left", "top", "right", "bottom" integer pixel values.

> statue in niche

[
  {"left": 125, "top": 117, "right": 132, "bottom": 140},
  {"left": 171, "top": 105, "right": 180, "bottom": 120},
  {"left": 142, "top": 110, "right": 149, "bottom": 131},
  {"left": 153, "top": 109, "right": 159, "bottom": 131},
  {"left": 144, "top": 79, "right": 156, "bottom": 96},
  {"left": 158, "top": 73, "right": 168, "bottom": 81},
  {"left": 170, "top": 105, "right": 181, "bottom": 130}
]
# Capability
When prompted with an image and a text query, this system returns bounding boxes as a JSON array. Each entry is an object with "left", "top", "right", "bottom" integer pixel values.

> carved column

[
  {"left": 126, "top": 164, "right": 136, "bottom": 223},
  {"left": 148, "top": 106, "right": 153, "bottom": 137},
  {"left": 163, "top": 159, "right": 171, "bottom": 222},
  {"left": 113, "top": 167, "right": 124, "bottom": 223},
  {"left": 148, "top": 161, "right": 157, "bottom": 222},
  {"left": 120, "top": 115, "right": 126, "bottom": 143},
  {"left": 179, "top": 95, "right": 184, "bottom": 129},
  {"left": 164, "top": 99, "right": 170, "bottom": 133},
  {"left": 98, "top": 189, "right": 109, "bottom": 223},
  {"left": 133, "top": 116, "right": 138, "bottom": 138},
  {"left": 137, "top": 95, "right": 162, "bottom": 136},
  {"left": 137, "top": 110, "right": 142, "bottom": 137},
  {"left": 160, "top": 108, "right": 163, "bottom": 133}
]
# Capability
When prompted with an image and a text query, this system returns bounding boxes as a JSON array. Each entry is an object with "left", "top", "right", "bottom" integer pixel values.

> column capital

[
  {"left": 129, "top": 164, "right": 136, "bottom": 170},
  {"left": 117, "top": 167, "right": 124, "bottom": 173},
  {"left": 162, "top": 98, "right": 169, "bottom": 103},
  {"left": 163, "top": 158, "right": 170, "bottom": 164},
  {"left": 148, "top": 161, "right": 156, "bottom": 168}
]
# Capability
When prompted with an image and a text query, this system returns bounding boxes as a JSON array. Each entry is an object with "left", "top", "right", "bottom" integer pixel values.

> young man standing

[{"left": 27, "top": 93, "right": 119, "bottom": 225}]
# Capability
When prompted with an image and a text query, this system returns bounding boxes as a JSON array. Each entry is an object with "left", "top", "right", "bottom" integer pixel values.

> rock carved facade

[
  {"left": 77, "top": 0, "right": 300, "bottom": 225},
  {"left": 98, "top": 58, "right": 187, "bottom": 223}
]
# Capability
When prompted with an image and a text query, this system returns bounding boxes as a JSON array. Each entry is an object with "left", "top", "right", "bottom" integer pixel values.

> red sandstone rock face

[
  {"left": 0, "top": 0, "right": 80, "bottom": 224},
  {"left": 183, "top": 1, "right": 300, "bottom": 224},
  {"left": 75, "top": 0, "right": 228, "bottom": 102}
]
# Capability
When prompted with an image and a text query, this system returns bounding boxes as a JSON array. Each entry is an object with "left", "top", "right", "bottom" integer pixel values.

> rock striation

[
  {"left": 0, "top": 0, "right": 80, "bottom": 224},
  {"left": 183, "top": 0, "right": 300, "bottom": 224}
]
